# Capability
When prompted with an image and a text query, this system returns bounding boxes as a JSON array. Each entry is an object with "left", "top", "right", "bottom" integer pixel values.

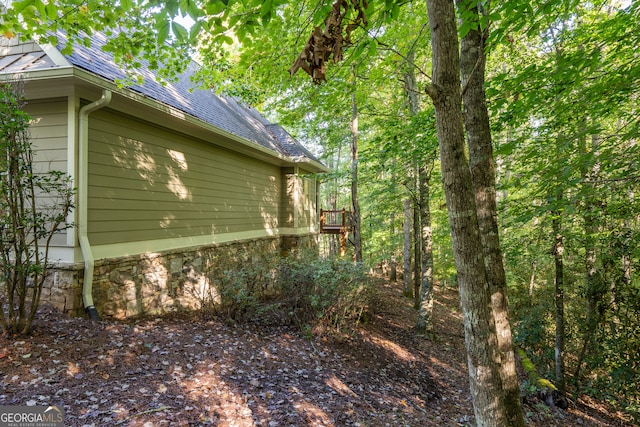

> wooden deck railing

[{"left": 320, "top": 209, "right": 352, "bottom": 234}]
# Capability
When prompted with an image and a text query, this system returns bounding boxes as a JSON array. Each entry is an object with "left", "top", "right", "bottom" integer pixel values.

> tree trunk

[
  {"left": 574, "top": 132, "right": 602, "bottom": 388},
  {"left": 350, "top": 68, "right": 363, "bottom": 263},
  {"left": 389, "top": 212, "right": 397, "bottom": 282},
  {"left": 552, "top": 193, "right": 566, "bottom": 397},
  {"left": 403, "top": 46, "right": 424, "bottom": 308},
  {"left": 403, "top": 198, "right": 413, "bottom": 296},
  {"left": 424, "top": 0, "right": 508, "bottom": 424},
  {"left": 528, "top": 259, "right": 537, "bottom": 299},
  {"left": 413, "top": 195, "right": 421, "bottom": 309},
  {"left": 415, "top": 164, "right": 435, "bottom": 334},
  {"left": 456, "top": 1, "right": 524, "bottom": 424}
]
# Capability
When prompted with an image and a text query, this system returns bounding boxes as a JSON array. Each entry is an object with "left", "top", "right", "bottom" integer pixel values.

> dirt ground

[{"left": 0, "top": 280, "right": 634, "bottom": 426}]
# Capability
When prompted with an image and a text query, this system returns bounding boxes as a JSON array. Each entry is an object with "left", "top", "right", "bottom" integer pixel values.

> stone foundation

[
  {"left": 44, "top": 234, "right": 318, "bottom": 319},
  {"left": 41, "top": 266, "right": 84, "bottom": 316}
]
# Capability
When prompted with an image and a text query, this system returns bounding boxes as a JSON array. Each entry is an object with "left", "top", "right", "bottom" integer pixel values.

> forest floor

[{"left": 0, "top": 279, "right": 635, "bottom": 426}]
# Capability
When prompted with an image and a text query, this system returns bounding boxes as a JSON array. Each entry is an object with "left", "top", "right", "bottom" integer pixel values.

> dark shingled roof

[{"left": 57, "top": 32, "right": 323, "bottom": 166}]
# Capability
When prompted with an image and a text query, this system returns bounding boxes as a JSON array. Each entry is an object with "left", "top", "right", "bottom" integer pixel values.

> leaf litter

[{"left": 0, "top": 281, "right": 630, "bottom": 426}]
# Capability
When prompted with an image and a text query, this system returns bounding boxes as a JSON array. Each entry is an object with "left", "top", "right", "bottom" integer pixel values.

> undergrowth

[{"left": 208, "top": 250, "right": 374, "bottom": 335}]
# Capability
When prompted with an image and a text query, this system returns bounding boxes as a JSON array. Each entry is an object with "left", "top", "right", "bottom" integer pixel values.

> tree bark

[
  {"left": 389, "top": 212, "right": 397, "bottom": 282},
  {"left": 574, "top": 132, "right": 602, "bottom": 388},
  {"left": 415, "top": 164, "right": 435, "bottom": 334},
  {"left": 456, "top": 1, "right": 524, "bottom": 424},
  {"left": 552, "top": 193, "right": 566, "bottom": 397},
  {"left": 403, "top": 46, "right": 425, "bottom": 309},
  {"left": 424, "top": 0, "right": 507, "bottom": 424},
  {"left": 403, "top": 198, "right": 413, "bottom": 296},
  {"left": 350, "top": 68, "right": 363, "bottom": 263},
  {"left": 413, "top": 189, "right": 421, "bottom": 309}
]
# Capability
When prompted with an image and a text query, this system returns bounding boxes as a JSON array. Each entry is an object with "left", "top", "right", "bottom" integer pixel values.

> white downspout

[{"left": 78, "top": 90, "right": 112, "bottom": 320}]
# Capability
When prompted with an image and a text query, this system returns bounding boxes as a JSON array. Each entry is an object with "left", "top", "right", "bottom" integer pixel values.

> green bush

[
  {"left": 278, "top": 252, "right": 373, "bottom": 332},
  {"left": 0, "top": 80, "right": 74, "bottom": 336},
  {"left": 206, "top": 250, "right": 374, "bottom": 334},
  {"left": 212, "top": 254, "right": 279, "bottom": 320}
]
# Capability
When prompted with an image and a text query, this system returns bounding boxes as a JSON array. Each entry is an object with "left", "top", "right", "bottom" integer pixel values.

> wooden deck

[
  {"left": 320, "top": 209, "right": 353, "bottom": 257},
  {"left": 320, "top": 209, "right": 352, "bottom": 234}
]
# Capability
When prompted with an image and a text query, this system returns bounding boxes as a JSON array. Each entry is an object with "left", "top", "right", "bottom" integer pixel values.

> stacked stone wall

[{"left": 43, "top": 234, "right": 317, "bottom": 318}]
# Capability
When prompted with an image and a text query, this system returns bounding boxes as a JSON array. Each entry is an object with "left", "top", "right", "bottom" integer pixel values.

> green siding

[
  {"left": 27, "top": 99, "right": 68, "bottom": 174},
  {"left": 300, "top": 176, "right": 317, "bottom": 228},
  {"left": 87, "top": 109, "right": 282, "bottom": 245},
  {"left": 24, "top": 99, "right": 69, "bottom": 246}
]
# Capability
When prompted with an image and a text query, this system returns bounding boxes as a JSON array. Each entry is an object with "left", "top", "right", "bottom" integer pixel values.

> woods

[{"left": 2, "top": 0, "right": 639, "bottom": 423}]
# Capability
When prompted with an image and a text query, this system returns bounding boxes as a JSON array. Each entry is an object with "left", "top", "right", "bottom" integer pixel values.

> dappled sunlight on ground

[{"left": 0, "top": 281, "right": 629, "bottom": 426}]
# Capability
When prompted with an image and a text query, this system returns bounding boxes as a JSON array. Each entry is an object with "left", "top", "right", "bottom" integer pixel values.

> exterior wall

[
  {"left": 280, "top": 168, "right": 319, "bottom": 230},
  {"left": 280, "top": 168, "right": 296, "bottom": 228},
  {"left": 24, "top": 99, "right": 70, "bottom": 247},
  {"left": 299, "top": 174, "right": 318, "bottom": 228},
  {"left": 4, "top": 89, "right": 323, "bottom": 319},
  {"left": 40, "top": 264, "right": 84, "bottom": 315},
  {"left": 87, "top": 108, "right": 282, "bottom": 245},
  {"left": 45, "top": 234, "right": 318, "bottom": 318}
]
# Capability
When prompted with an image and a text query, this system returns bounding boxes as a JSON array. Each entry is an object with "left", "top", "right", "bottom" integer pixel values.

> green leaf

[
  {"left": 157, "top": 21, "right": 170, "bottom": 45},
  {"left": 187, "top": 0, "right": 202, "bottom": 20},
  {"left": 12, "top": 0, "right": 36, "bottom": 14},
  {"left": 165, "top": 0, "right": 179, "bottom": 17},
  {"left": 367, "top": 39, "right": 378, "bottom": 58},
  {"left": 313, "top": 3, "right": 332, "bottom": 26},
  {"left": 45, "top": 2, "right": 57, "bottom": 19},
  {"left": 120, "top": 0, "right": 133, "bottom": 12},
  {"left": 189, "top": 20, "right": 202, "bottom": 42},
  {"left": 205, "top": 0, "right": 226, "bottom": 15},
  {"left": 34, "top": 0, "right": 46, "bottom": 18},
  {"left": 260, "top": 0, "right": 273, "bottom": 21},
  {"left": 220, "top": 35, "right": 234, "bottom": 45},
  {"left": 171, "top": 21, "right": 188, "bottom": 42}
]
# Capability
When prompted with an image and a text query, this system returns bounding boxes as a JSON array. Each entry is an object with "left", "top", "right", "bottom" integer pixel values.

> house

[{"left": 0, "top": 32, "right": 328, "bottom": 319}]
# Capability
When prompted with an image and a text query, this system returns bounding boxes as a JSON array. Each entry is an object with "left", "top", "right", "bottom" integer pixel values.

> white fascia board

[
  {"left": 1, "top": 66, "right": 75, "bottom": 81},
  {"left": 39, "top": 43, "right": 72, "bottom": 67}
]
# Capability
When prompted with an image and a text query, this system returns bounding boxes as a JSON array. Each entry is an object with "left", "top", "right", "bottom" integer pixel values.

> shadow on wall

[
  {"left": 91, "top": 238, "right": 283, "bottom": 319},
  {"left": 92, "top": 119, "right": 281, "bottom": 245}
]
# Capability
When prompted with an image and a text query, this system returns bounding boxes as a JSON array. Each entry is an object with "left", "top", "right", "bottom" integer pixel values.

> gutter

[{"left": 78, "top": 89, "right": 112, "bottom": 321}]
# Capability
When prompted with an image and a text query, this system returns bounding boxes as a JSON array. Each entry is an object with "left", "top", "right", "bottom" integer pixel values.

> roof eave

[
  {"left": 2, "top": 60, "right": 328, "bottom": 173},
  {"left": 290, "top": 157, "right": 330, "bottom": 173},
  {"left": 68, "top": 68, "right": 322, "bottom": 169}
]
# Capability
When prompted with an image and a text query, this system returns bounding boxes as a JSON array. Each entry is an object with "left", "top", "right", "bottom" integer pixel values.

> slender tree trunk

[
  {"left": 415, "top": 164, "right": 435, "bottom": 334},
  {"left": 552, "top": 193, "right": 566, "bottom": 397},
  {"left": 529, "top": 259, "right": 537, "bottom": 299},
  {"left": 403, "top": 198, "right": 412, "bottom": 296},
  {"left": 413, "top": 194, "right": 421, "bottom": 309},
  {"left": 403, "top": 46, "right": 426, "bottom": 309},
  {"left": 389, "top": 212, "right": 397, "bottom": 282},
  {"left": 327, "top": 151, "right": 340, "bottom": 257},
  {"left": 574, "top": 132, "right": 602, "bottom": 388},
  {"left": 456, "top": 1, "right": 524, "bottom": 424},
  {"left": 425, "top": 0, "right": 507, "bottom": 424},
  {"left": 350, "top": 68, "right": 363, "bottom": 263}
]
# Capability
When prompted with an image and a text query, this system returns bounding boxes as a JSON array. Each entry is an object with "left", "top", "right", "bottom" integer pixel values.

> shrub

[
  {"left": 0, "top": 80, "right": 74, "bottom": 336},
  {"left": 204, "top": 250, "right": 374, "bottom": 334},
  {"left": 278, "top": 252, "right": 373, "bottom": 332}
]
